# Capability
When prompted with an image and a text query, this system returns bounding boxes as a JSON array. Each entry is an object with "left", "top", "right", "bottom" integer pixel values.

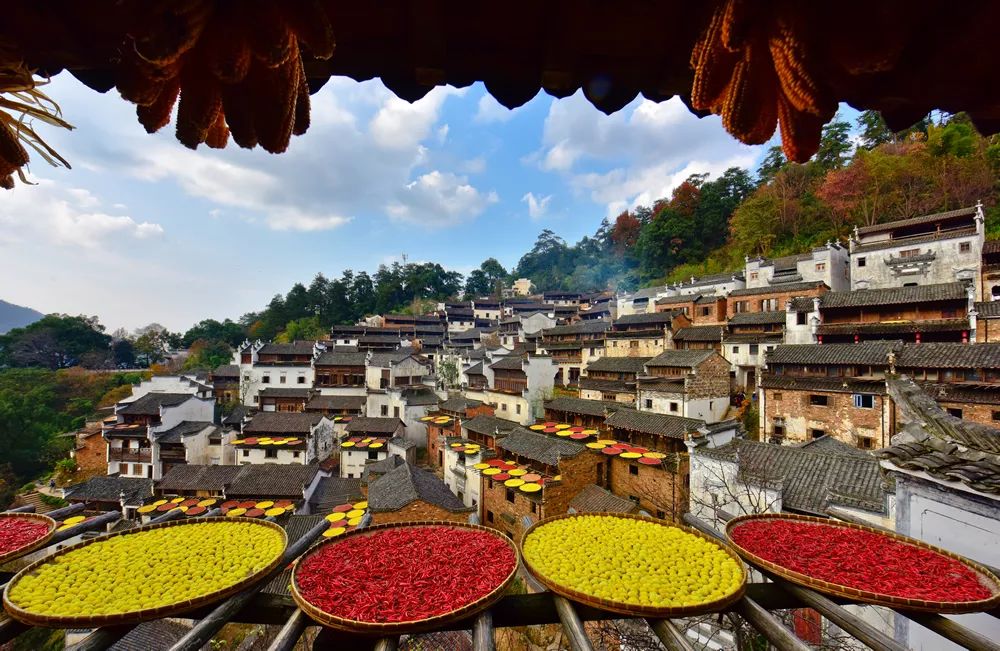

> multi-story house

[
  {"left": 236, "top": 412, "right": 334, "bottom": 465},
  {"left": 605, "top": 312, "right": 681, "bottom": 357},
  {"left": 155, "top": 421, "right": 229, "bottom": 477},
  {"left": 537, "top": 320, "right": 609, "bottom": 387},
  {"left": 671, "top": 325, "right": 725, "bottom": 353},
  {"left": 726, "top": 281, "right": 829, "bottom": 318},
  {"left": 671, "top": 271, "right": 746, "bottom": 297},
  {"left": 104, "top": 378, "right": 216, "bottom": 479},
  {"left": 543, "top": 291, "right": 582, "bottom": 307},
  {"left": 209, "top": 364, "right": 240, "bottom": 404},
  {"left": 472, "top": 299, "right": 502, "bottom": 321},
  {"left": 312, "top": 348, "right": 367, "bottom": 397},
  {"left": 509, "top": 278, "right": 534, "bottom": 297},
  {"left": 636, "top": 350, "right": 731, "bottom": 422},
  {"left": 481, "top": 352, "right": 558, "bottom": 425},
  {"left": 369, "top": 461, "right": 474, "bottom": 524},
  {"left": 304, "top": 394, "right": 365, "bottom": 418},
  {"left": 543, "top": 396, "right": 623, "bottom": 431},
  {"left": 849, "top": 203, "right": 985, "bottom": 295},
  {"left": 744, "top": 242, "right": 850, "bottom": 292},
  {"left": 339, "top": 416, "right": 413, "bottom": 479},
  {"left": 806, "top": 283, "right": 975, "bottom": 344},
  {"left": 445, "top": 305, "right": 476, "bottom": 332},
  {"left": 894, "top": 342, "right": 1000, "bottom": 428},
  {"left": 723, "top": 311, "right": 785, "bottom": 392},
  {"left": 236, "top": 340, "right": 321, "bottom": 406},
  {"left": 258, "top": 387, "right": 312, "bottom": 412},
  {"left": 579, "top": 356, "right": 649, "bottom": 403},
  {"left": 425, "top": 397, "right": 495, "bottom": 468},
  {"left": 364, "top": 350, "right": 432, "bottom": 392},
  {"left": 980, "top": 238, "right": 1000, "bottom": 302},
  {"left": 616, "top": 286, "right": 666, "bottom": 316},
  {"left": 366, "top": 384, "right": 440, "bottom": 448},
  {"left": 975, "top": 301, "right": 1000, "bottom": 342},
  {"left": 654, "top": 294, "right": 727, "bottom": 324},
  {"left": 758, "top": 342, "right": 896, "bottom": 449}
]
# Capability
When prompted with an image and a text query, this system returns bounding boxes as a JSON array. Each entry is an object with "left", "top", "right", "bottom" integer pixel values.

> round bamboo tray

[
  {"left": 2, "top": 517, "right": 287, "bottom": 627},
  {"left": 0, "top": 513, "right": 57, "bottom": 565},
  {"left": 520, "top": 513, "right": 747, "bottom": 617},
  {"left": 725, "top": 513, "right": 1000, "bottom": 614},
  {"left": 291, "top": 520, "right": 520, "bottom": 634}
]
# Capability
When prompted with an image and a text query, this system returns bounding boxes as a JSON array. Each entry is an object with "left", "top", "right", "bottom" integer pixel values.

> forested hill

[{"left": 0, "top": 299, "right": 42, "bottom": 334}]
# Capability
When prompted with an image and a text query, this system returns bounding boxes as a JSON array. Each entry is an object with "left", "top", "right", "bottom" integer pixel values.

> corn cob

[
  {"left": 720, "top": 0, "right": 758, "bottom": 52},
  {"left": 220, "top": 81, "right": 257, "bottom": 149},
  {"left": 175, "top": 57, "right": 222, "bottom": 149},
  {"left": 292, "top": 73, "right": 310, "bottom": 136},
  {"left": 0, "top": 174, "right": 13, "bottom": 190},
  {"left": 132, "top": 0, "right": 213, "bottom": 66},
  {"left": 282, "top": 0, "right": 336, "bottom": 60},
  {"left": 690, "top": 4, "right": 740, "bottom": 111},
  {"left": 0, "top": 120, "right": 30, "bottom": 168},
  {"left": 247, "top": 44, "right": 301, "bottom": 153},
  {"left": 116, "top": 51, "right": 177, "bottom": 106},
  {"left": 247, "top": 1, "right": 295, "bottom": 68},
  {"left": 207, "top": 13, "right": 252, "bottom": 83},
  {"left": 137, "top": 75, "right": 181, "bottom": 133},
  {"left": 720, "top": 47, "right": 777, "bottom": 145},
  {"left": 776, "top": 95, "right": 832, "bottom": 163},
  {"left": 769, "top": 19, "right": 832, "bottom": 117},
  {"left": 205, "top": 111, "right": 230, "bottom": 149}
]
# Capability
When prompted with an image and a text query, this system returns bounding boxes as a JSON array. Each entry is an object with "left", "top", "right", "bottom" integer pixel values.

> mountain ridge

[{"left": 0, "top": 299, "right": 44, "bottom": 334}]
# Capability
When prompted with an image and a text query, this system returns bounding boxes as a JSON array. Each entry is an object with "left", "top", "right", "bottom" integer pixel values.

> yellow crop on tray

[
  {"left": 523, "top": 515, "right": 743, "bottom": 608},
  {"left": 7, "top": 521, "right": 284, "bottom": 618}
]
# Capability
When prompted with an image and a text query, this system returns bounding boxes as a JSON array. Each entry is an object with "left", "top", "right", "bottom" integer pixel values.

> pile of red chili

[
  {"left": 295, "top": 525, "right": 516, "bottom": 623},
  {"left": 0, "top": 517, "right": 51, "bottom": 556},
  {"left": 730, "top": 519, "right": 992, "bottom": 602}
]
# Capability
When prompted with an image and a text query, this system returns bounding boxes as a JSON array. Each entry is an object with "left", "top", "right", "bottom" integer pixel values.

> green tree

[
  {"left": 756, "top": 146, "right": 787, "bottom": 185},
  {"left": 0, "top": 315, "right": 112, "bottom": 369},
  {"left": 814, "top": 118, "right": 853, "bottom": 170},
  {"left": 856, "top": 110, "right": 894, "bottom": 150},
  {"left": 274, "top": 316, "right": 327, "bottom": 343},
  {"left": 465, "top": 257, "right": 508, "bottom": 297}
]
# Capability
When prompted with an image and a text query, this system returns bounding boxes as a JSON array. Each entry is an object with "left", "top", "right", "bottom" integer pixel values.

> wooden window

[
  {"left": 242, "top": 449, "right": 249, "bottom": 457},
  {"left": 487, "top": 510, "right": 494, "bottom": 523},
  {"left": 279, "top": 375, "right": 286, "bottom": 384},
  {"left": 749, "top": 344, "right": 759, "bottom": 355},
  {"left": 669, "top": 402, "right": 679, "bottom": 412},
  {"left": 809, "top": 395, "right": 828, "bottom": 406},
  {"left": 853, "top": 394, "right": 874, "bottom": 409},
  {"left": 992, "top": 411, "right": 1000, "bottom": 422},
  {"left": 506, "top": 489, "right": 516, "bottom": 503},
  {"left": 815, "top": 262, "right": 826, "bottom": 271},
  {"left": 629, "top": 465, "right": 639, "bottom": 476},
  {"left": 810, "top": 428, "right": 825, "bottom": 439},
  {"left": 644, "top": 399, "right": 652, "bottom": 409},
  {"left": 947, "top": 407, "right": 963, "bottom": 418},
  {"left": 773, "top": 392, "right": 782, "bottom": 401},
  {"left": 797, "top": 312, "right": 807, "bottom": 325},
  {"left": 732, "top": 346, "right": 739, "bottom": 354},
  {"left": 857, "top": 257, "right": 866, "bottom": 267},
  {"left": 858, "top": 437, "right": 874, "bottom": 450},
  {"left": 750, "top": 272, "right": 758, "bottom": 280},
  {"left": 380, "top": 405, "right": 388, "bottom": 416},
  {"left": 261, "top": 376, "right": 270, "bottom": 384},
  {"left": 265, "top": 449, "right": 278, "bottom": 458},
  {"left": 900, "top": 248, "right": 920, "bottom": 258},
  {"left": 960, "top": 242, "right": 971, "bottom": 253},
  {"left": 297, "top": 376, "right": 306, "bottom": 384}
]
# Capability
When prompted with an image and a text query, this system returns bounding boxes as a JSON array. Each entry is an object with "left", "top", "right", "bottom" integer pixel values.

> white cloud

[
  {"left": 0, "top": 180, "right": 163, "bottom": 248},
  {"left": 370, "top": 86, "right": 465, "bottom": 150},
  {"left": 474, "top": 94, "right": 519, "bottom": 124},
  {"left": 387, "top": 171, "right": 498, "bottom": 227},
  {"left": 521, "top": 192, "right": 553, "bottom": 219},
  {"left": 537, "top": 93, "right": 764, "bottom": 214},
  {"left": 266, "top": 209, "right": 352, "bottom": 232}
]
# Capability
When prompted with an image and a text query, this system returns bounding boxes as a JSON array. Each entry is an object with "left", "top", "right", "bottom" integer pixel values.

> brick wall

[
  {"left": 927, "top": 400, "right": 1000, "bottom": 430},
  {"left": 978, "top": 318, "right": 1000, "bottom": 342},
  {"left": 609, "top": 454, "right": 688, "bottom": 522},
  {"left": 727, "top": 286, "right": 826, "bottom": 318},
  {"left": 604, "top": 336, "right": 667, "bottom": 358},
  {"left": 75, "top": 432, "right": 107, "bottom": 475},
  {"left": 688, "top": 355, "right": 732, "bottom": 400},
  {"left": 691, "top": 299, "right": 727, "bottom": 325},
  {"left": 762, "top": 388, "right": 889, "bottom": 449},
  {"left": 370, "top": 500, "right": 471, "bottom": 525}
]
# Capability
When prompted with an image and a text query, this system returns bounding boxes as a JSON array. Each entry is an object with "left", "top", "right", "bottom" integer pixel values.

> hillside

[{"left": 0, "top": 299, "right": 43, "bottom": 334}]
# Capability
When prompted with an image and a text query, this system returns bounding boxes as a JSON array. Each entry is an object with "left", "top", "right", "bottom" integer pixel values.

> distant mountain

[{"left": 0, "top": 300, "right": 44, "bottom": 334}]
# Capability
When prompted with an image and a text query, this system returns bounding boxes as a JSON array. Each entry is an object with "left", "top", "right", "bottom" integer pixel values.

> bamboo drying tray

[
  {"left": 0, "top": 513, "right": 57, "bottom": 565},
  {"left": 3, "top": 517, "right": 287, "bottom": 627},
  {"left": 291, "top": 520, "right": 519, "bottom": 634},
  {"left": 726, "top": 513, "right": 1000, "bottom": 614},
  {"left": 520, "top": 513, "right": 747, "bottom": 617}
]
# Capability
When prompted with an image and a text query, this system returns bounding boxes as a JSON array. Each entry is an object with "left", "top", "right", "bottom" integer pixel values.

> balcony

[{"left": 109, "top": 448, "right": 151, "bottom": 463}]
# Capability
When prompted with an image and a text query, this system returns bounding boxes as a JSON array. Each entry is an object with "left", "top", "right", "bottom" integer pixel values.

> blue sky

[{"left": 1, "top": 74, "right": 777, "bottom": 331}]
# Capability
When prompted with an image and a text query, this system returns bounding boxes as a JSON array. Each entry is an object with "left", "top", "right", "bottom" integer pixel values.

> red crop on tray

[
  {"left": 296, "top": 526, "right": 515, "bottom": 623},
  {"left": 730, "top": 519, "right": 992, "bottom": 602},
  {"left": 0, "top": 518, "right": 50, "bottom": 555}
]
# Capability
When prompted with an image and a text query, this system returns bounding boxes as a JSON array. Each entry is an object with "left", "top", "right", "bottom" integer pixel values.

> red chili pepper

[
  {"left": 296, "top": 526, "right": 515, "bottom": 623},
  {"left": 730, "top": 520, "right": 991, "bottom": 602},
  {"left": 0, "top": 518, "right": 50, "bottom": 555}
]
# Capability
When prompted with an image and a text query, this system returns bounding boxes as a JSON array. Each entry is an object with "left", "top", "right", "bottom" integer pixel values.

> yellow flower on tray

[
  {"left": 346, "top": 509, "right": 365, "bottom": 519},
  {"left": 353, "top": 501, "right": 368, "bottom": 509},
  {"left": 323, "top": 527, "right": 347, "bottom": 538},
  {"left": 325, "top": 512, "right": 346, "bottom": 523},
  {"left": 482, "top": 468, "right": 501, "bottom": 476},
  {"left": 504, "top": 479, "right": 525, "bottom": 487},
  {"left": 473, "top": 463, "right": 490, "bottom": 470},
  {"left": 508, "top": 469, "right": 527, "bottom": 477},
  {"left": 519, "top": 483, "right": 542, "bottom": 493}
]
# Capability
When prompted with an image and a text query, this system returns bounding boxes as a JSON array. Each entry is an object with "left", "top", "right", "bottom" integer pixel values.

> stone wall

[
  {"left": 370, "top": 500, "right": 471, "bottom": 525},
  {"left": 761, "top": 387, "right": 890, "bottom": 449},
  {"left": 609, "top": 454, "right": 688, "bottom": 522}
]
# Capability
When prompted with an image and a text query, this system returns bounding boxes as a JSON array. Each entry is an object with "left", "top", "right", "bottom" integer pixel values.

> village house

[
  {"left": 543, "top": 396, "right": 624, "bottom": 431},
  {"left": 460, "top": 413, "right": 521, "bottom": 450},
  {"left": 979, "top": 238, "right": 1000, "bottom": 302},
  {"left": 312, "top": 348, "right": 367, "bottom": 396},
  {"left": 63, "top": 475, "right": 154, "bottom": 516},
  {"left": 236, "top": 340, "right": 321, "bottom": 406},
  {"left": 579, "top": 356, "right": 648, "bottom": 403},
  {"left": 615, "top": 286, "right": 666, "bottom": 316},
  {"left": 849, "top": 204, "right": 985, "bottom": 294},
  {"left": 654, "top": 293, "right": 727, "bottom": 325},
  {"left": 604, "top": 312, "right": 682, "bottom": 357},
  {"left": 975, "top": 301, "right": 1000, "bottom": 342},
  {"left": 745, "top": 243, "right": 850, "bottom": 292},
  {"left": 365, "top": 350, "right": 432, "bottom": 392},
  {"left": 893, "top": 342, "right": 1000, "bottom": 428},
  {"left": 472, "top": 299, "right": 502, "bottom": 321},
  {"left": 441, "top": 438, "right": 490, "bottom": 509},
  {"left": 209, "top": 364, "right": 240, "bottom": 404},
  {"left": 304, "top": 394, "right": 365, "bottom": 418},
  {"left": 366, "top": 383, "right": 439, "bottom": 448},
  {"left": 257, "top": 387, "right": 312, "bottom": 412},
  {"left": 237, "top": 411, "right": 334, "bottom": 466},
  {"left": 567, "top": 484, "right": 639, "bottom": 515},
  {"left": 672, "top": 271, "right": 747, "bottom": 297},
  {"left": 723, "top": 311, "right": 786, "bottom": 392},
  {"left": 578, "top": 302, "right": 613, "bottom": 321},
  {"left": 425, "top": 396, "right": 495, "bottom": 469},
  {"left": 308, "top": 475, "right": 364, "bottom": 513},
  {"left": 758, "top": 342, "right": 896, "bottom": 449},
  {"left": 367, "top": 461, "right": 474, "bottom": 524},
  {"left": 537, "top": 320, "right": 609, "bottom": 387},
  {"left": 154, "top": 463, "right": 323, "bottom": 510},
  {"left": 480, "top": 428, "right": 598, "bottom": 541},
  {"left": 448, "top": 327, "right": 497, "bottom": 351},
  {"left": 543, "top": 291, "right": 583, "bottom": 307},
  {"left": 637, "top": 350, "right": 731, "bottom": 422},
  {"left": 671, "top": 325, "right": 725, "bottom": 353},
  {"left": 726, "top": 280, "right": 829, "bottom": 318},
  {"left": 808, "top": 282, "right": 975, "bottom": 344},
  {"left": 65, "top": 421, "right": 108, "bottom": 477},
  {"left": 509, "top": 278, "right": 534, "bottom": 297},
  {"left": 878, "top": 375, "right": 998, "bottom": 651},
  {"left": 339, "top": 416, "right": 413, "bottom": 479},
  {"left": 155, "top": 421, "right": 229, "bottom": 477},
  {"left": 480, "top": 352, "right": 557, "bottom": 425},
  {"left": 444, "top": 305, "right": 477, "bottom": 332},
  {"left": 382, "top": 313, "right": 444, "bottom": 330}
]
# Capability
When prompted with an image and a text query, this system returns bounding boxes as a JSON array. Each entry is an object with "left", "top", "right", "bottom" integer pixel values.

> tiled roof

[
  {"left": 211, "top": 364, "right": 239, "bottom": 378},
  {"left": 362, "top": 454, "right": 406, "bottom": 482},
  {"left": 398, "top": 386, "right": 440, "bottom": 406},
  {"left": 227, "top": 464, "right": 320, "bottom": 498},
  {"left": 728, "top": 281, "right": 826, "bottom": 297},
  {"left": 797, "top": 435, "right": 872, "bottom": 457},
  {"left": 917, "top": 382, "right": 1000, "bottom": 405},
  {"left": 346, "top": 417, "right": 403, "bottom": 434},
  {"left": 222, "top": 404, "right": 250, "bottom": 426},
  {"left": 852, "top": 228, "right": 979, "bottom": 254},
  {"left": 728, "top": 311, "right": 786, "bottom": 326},
  {"left": 856, "top": 206, "right": 978, "bottom": 235},
  {"left": 605, "top": 408, "right": 703, "bottom": 439},
  {"left": 976, "top": 301, "right": 1000, "bottom": 318},
  {"left": 696, "top": 440, "right": 887, "bottom": 515},
  {"left": 569, "top": 484, "right": 639, "bottom": 514},
  {"left": 465, "top": 361, "right": 485, "bottom": 376},
  {"left": 117, "top": 392, "right": 192, "bottom": 416},
  {"left": 579, "top": 378, "right": 633, "bottom": 393},
  {"left": 655, "top": 294, "right": 699, "bottom": 305},
  {"left": 314, "top": 350, "right": 367, "bottom": 366},
  {"left": 489, "top": 355, "right": 526, "bottom": 370},
  {"left": 613, "top": 313, "right": 675, "bottom": 327},
  {"left": 671, "top": 325, "right": 724, "bottom": 342},
  {"left": 308, "top": 476, "right": 364, "bottom": 512},
  {"left": 243, "top": 412, "right": 324, "bottom": 434},
  {"left": 815, "top": 319, "right": 968, "bottom": 335},
  {"left": 259, "top": 387, "right": 313, "bottom": 398},
  {"left": 789, "top": 297, "right": 817, "bottom": 312},
  {"left": 65, "top": 476, "right": 152, "bottom": 504},
  {"left": 368, "top": 351, "right": 425, "bottom": 367},
  {"left": 896, "top": 343, "right": 1000, "bottom": 369},
  {"left": 675, "top": 271, "right": 744, "bottom": 287},
  {"left": 156, "top": 465, "right": 244, "bottom": 492},
  {"left": 155, "top": 420, "right": 215, "bottom": 443},
  {"left": 541, "top": 321, "right": 612, "bottom": 336},
  {"left": 586, "top": 356, "right": 651, "bottom": 373},
  {"left": 544, "top": 396, "right": 623, "bottom": 417},
  {"left": 258, "top": 341, "right": 316, "bottom": 355},
  {"left": 759, "top": 375, "right": 887, "bottom": 394},
  {"left": 497, "top": 428, "right": 586, "bottom": 466},
  {"left": 440, "top": 396, "right": 484, "bottom": 413},
  {"left": 462, "top": 414, "right": 521, "bottom": 437},
  {"left": 389, "top": 436, "right": 416, "bottom": 450},
  {"left": 110, "top": 620, "right": 191, "bottom": 651},
  {"left": 305, "top": 394, "right": 365, "bottom": 411},
  {"left": 369, "top": 462, "right": 471, "bottom": 512},
  {"left": 723, "top": 333, "right": 784, "bottom": 344},
  {"left": 765, "top": 341, "right": 901, "bottom": 366},
  {"left": 646, "top": 349, "right": 715, "bottom": 368},
  {"left": 820, "top": 282, "right": 967, "bottom": 309}
]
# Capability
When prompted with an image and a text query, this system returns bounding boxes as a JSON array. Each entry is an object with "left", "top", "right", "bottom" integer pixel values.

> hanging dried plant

[{"left": 0, "top": 64, "right": 73, "bottom": 189}]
